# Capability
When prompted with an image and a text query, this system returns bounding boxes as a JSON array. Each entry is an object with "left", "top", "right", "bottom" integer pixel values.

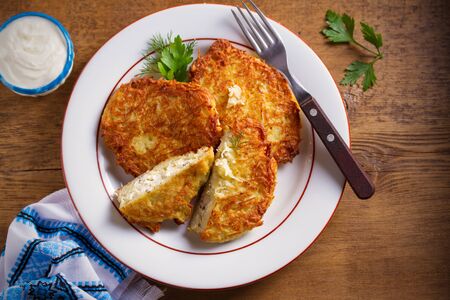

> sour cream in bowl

[{"left": 0, "top": 12, "right": 74, "bottom": 96}]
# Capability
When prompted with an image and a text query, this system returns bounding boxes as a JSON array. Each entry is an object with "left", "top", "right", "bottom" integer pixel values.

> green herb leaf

[
  {"left": 342, "top": 14, "right": 355, "bottom": 37},
  {"left": 167, "top": 69, "right": 174, "bottom": 80},
  {"left": 157, "top": 62, "right": 167, "bottom": 77},
  {"left": 341, "top": 61, "right": 376, "bottom": 91},
  {"left": 148, "top": 32, "right": 173, "bottom": 53},
  {"left": 322, "top": 10, "right": 355, "bottom": 43},
  {"left": 140, "top": 33, "right": 197, "bottom": 82},
  {"left": 361, "top": 63, "right": 376, "bottom": 91},
  {"left": 322, "top": 10, "right": 383, "bottom": 91},
  {"left": 160, "top": 48, "right": 176, "bottom": 70},
  {"left": 229, "top": 132, "right": 246, "bottom": 150},
  {"left": 360, "top": 22, "right": 383, "bottom": 50}
]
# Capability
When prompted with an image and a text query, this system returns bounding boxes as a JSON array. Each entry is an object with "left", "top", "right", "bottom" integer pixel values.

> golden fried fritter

[
  {"left": 190, "top": 39, "right": 301, "bottom": 163},
  {"left": 117, "top": 147, "right": 214, "bottom": 233},
  {"left": 189, "top": 119, "right": 277, "bottom": 243},
  {"left": 101, "top": 77, "right": 221, "bottom": 176}
]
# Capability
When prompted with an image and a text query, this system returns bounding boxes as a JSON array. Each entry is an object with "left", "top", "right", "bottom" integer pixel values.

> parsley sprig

[
  {"left": 140, "top": 32, "right": 197, "bottom": 82},
  {"left": 322, "top": 10, "right": 384, "bottom": 91}
]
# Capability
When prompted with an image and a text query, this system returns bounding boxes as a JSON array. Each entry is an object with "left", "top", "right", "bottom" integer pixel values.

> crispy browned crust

[
  {"left": 118, "top": 147, "right": 214, "bottom": 233},
  {"left": 101, "top": 77, "right": 222, "bottom": 176},
  {"left": 132, "top": 220, "right": 161, "bottom": 233},
  {"left": 198, "top": 119, "right": 277, "bottom": 242},
  {"left": 190, "top": 39, "right": 301, "bottom": 163}
]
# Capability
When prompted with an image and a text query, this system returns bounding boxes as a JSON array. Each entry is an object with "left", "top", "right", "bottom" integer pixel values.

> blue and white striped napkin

[{"left": 0, "top": 189, "right": 164, "bottom": 300}]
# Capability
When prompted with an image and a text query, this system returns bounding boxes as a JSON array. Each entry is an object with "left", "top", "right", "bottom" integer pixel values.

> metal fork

[{"left": 232, "top": 0, "right": 375, "bottom": 199}]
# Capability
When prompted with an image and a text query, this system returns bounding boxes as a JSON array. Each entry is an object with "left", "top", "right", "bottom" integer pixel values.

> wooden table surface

[{"left": 1, "top": 0, "right": 449, "bottom": 299}]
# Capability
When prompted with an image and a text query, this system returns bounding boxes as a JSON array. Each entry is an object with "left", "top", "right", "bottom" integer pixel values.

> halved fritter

[
  {"left": 190, "top": 39, "right": 301, "bottom": 164},
  {"left": 101, "top": 77, "right": 221, "bottom": 176},
  {"left": 189, "top": 119, "right": 277, "bottom": 243},
  {"left": 117, "top": 147, "right": 214, "bottom": 233}
]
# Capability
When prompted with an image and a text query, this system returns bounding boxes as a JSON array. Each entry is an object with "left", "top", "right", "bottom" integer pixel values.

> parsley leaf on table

[
  {"left": 341, "top": 61, "right": 376, "bottom": 91},
  {"left": 140, "top": 33, "right": 196, "bottom": 82},
  {"left": 322, "top": 10, "right": 384, "bottom": 91},
  {"left": 360, "top": 22, "right": 383, "bottom": 49},
  {"left": 322, "top": 10, "right": 355, "bottom": 43}
]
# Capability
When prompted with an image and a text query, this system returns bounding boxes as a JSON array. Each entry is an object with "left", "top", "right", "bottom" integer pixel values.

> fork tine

[
  {"left": 231, "top": 9, "right": 262, "bottom": 53},
  {"left": 241, "top": 0, "right": 273, "bottom": 45},
  {"left": 237, "top": 7, "right": 268, "bottom": 50},
  {"left": 247, "top": 0, "right": 282, "bottom": 41}
]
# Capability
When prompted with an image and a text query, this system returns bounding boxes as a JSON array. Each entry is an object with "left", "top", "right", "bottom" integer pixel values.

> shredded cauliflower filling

[
  {"left": 227, "top": 84, "right": 245, "bottom": 107},
  {"left": 119, "top": 151, "right": 202, "bottom": 205},
  {"left": 214, "top": 142, "right": 242, "bottom": 182}
]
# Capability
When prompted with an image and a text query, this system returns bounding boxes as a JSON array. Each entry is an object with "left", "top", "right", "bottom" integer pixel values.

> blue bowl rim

[{"left": 0, "top": 12, "right": 74, "bottom": 95}]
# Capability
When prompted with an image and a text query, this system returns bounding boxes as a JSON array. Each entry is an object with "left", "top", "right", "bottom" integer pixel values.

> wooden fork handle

[{"left": 300, "top": 96, "right": 375, "bottom": 199}]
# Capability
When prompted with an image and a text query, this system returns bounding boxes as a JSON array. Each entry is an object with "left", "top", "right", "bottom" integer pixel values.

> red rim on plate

[
  {"left": 96, "top": 38, "right": 316, "bottom": 255},
  {"left": 61, "top": 3, "right": 349, "bottom": 290}
]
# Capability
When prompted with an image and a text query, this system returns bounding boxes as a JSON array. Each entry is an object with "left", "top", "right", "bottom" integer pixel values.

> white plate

[{"left": 62, "top": 4, "right": 348, "bottom": 289}]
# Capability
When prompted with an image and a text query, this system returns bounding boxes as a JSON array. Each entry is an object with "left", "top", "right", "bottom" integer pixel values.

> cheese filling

[
  {"left": 227, "top": 84, "right": 245, "bottom": 107},
  {"left": 118, "top": 148, "right": 209, "bottom": 206}
]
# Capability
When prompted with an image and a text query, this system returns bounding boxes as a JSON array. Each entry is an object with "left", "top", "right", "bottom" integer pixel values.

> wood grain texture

[{"left": 0, "top": 0, "right": 449, "bottom": 299}]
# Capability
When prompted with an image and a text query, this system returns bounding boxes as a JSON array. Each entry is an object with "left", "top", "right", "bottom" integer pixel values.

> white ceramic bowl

[{"left": 0, "top": 12, "right": 74, "bottom": 96}]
